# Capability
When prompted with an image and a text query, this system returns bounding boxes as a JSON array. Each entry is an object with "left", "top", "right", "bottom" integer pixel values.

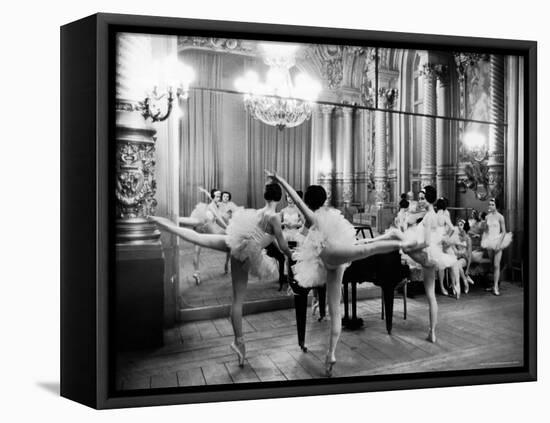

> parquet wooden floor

[{"left": 117, "top": 281, "right": 524, "bottom": 390}]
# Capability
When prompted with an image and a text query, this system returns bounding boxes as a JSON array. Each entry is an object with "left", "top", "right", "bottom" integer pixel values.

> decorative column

[
  {"left": 420, "top": 64, "right": 437, "bottom": 188},
  {"left": 373, "top": 96, "right": 388, "bottom": 204},
  {"left": 115, "top": 33, "right": 164, "bottom": 350},
  {"left": 487, "top": 54, "right": 506, "bottom": 203},
  {"left": 319, "top": 105, "right": 335, "bottom": 204},
  {"left": 116, "top": 33, "right": 160, "bottom": 244},
  {"left": 341, "top": 106, "right": 354, "bottom": 203},
  {"left": 434, "top": 64, "right": 452, "bottom": 200},
  {"left": 373, "top": 88, "right": 398, "bottom": 204}
]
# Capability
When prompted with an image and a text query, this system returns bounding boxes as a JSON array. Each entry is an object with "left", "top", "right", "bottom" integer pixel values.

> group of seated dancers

[
  {"left": 396, "top": 191, "right": 512, "bottom": 298},
  {"left": 150, "top": 171, "right": 513, "bottom": 378}
]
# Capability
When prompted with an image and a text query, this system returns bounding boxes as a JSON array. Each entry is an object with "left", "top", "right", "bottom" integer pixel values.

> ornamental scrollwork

[{"left": 116, "top": 141, "right": 158, "bottom": 219}]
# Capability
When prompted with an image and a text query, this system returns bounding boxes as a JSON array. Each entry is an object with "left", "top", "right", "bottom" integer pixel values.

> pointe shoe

[
  {"left": 325, "top": 356, "right": 336, "bottom": 377},
  {"left": 192, "top": 273, "right": 201, "bottom": 285},
  {"left": 464, "top": 284, "right": 469, "bottom": 294},
  {"left": 466, "top": 275, "right": 475, "bottom": 285},
  {"left": 440, "top": 288, "right": 449, "bottom": 296},
  {"left": 426, "top": 329, "right": 437, "bottom": 343},
  {"left": 492, "top": 288, "right": 501, "bottom": 296},
  {"left": 230, "top": 341, "right": 246, "bottom": 367}
]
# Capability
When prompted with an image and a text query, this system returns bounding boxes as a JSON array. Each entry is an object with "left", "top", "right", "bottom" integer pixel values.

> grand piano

[{"left": 289, "top": 250, "right": 410, "bottom": 352}]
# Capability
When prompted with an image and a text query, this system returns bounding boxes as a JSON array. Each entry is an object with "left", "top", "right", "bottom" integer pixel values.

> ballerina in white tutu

[
  {"left": 219, "top": 191, "right": 240, "bottom": 274},
  {"left": 150, "top": 182, "right": 293, "bottom": 368},
  {"left": 401, "top": 186, "right": 457, "bottom": 343},
  {"left": 434, "top": 198, "right": 462, "bottom": 298},
  {"left": 265, "top": 170, "right": 420, "bottom": 377},
  {"left": 179, "top": 188, "right": 227, "bottom": 285},
  {"left": 481, "top": 197, "right": 513, "bottom": 296}
]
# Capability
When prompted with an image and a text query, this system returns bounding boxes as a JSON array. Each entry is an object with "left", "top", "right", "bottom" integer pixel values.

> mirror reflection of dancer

[
  {"left": 402, "top": 186, "right": 457, "bottom": 343},
  {"left": 481, "top": 198, "right": 513, "bottom": 296},
  {"left": 151, "top": 182, "right": 293, "bottom": 368},
  {"left": 266, "top": 171, "right": 419, "bottom": 377},
  {"left": 180, "top": 188, "right": 227, "bottom": 285},
  {"left": 220, "top": 191, "right": 239, "bottom": 274}
]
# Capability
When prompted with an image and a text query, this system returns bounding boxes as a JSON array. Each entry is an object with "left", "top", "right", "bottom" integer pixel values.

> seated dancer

[
  {"left": 448, "top": 218, "right": 475, "bottom": 293},
  {"left": 265, "top": 170, "right": 419, "bottom": 377},
  {"left": 481, "top": 197, "right": 513, "bottom": 296},
  {"left": 401, "top": 186, "right": 458, "bottom": 343},
  {"left": 151, "top": 182, "right": 293, "bottom": 368},
  {"left": 434, "top": 197, "right": 462, "bottom": 298},
  {"left": 219, "top": 191, "right": 240, "bottom": 274},
  {"left": 179, "top": 188, "right": 227, "bottom": 285}
]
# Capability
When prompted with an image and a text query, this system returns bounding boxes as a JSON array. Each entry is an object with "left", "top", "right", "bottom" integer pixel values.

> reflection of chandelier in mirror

[
  {"left": 139, "top": 57, "right": 195, "bottom": 122},
  {"left": 459, "top": 131, "right": 490, "bottom": 200},
  {"left": 234, "top": 43, "right": 321, "bottom": 130}
]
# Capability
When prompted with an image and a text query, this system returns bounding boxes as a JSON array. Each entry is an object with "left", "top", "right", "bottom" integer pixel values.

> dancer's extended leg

[
  {"left": 151, "top": 216, "right": 229, "bottom": 251},
  {"left": 229, "top": 256, "right": 248, "bottom": 366},
  {"left": 321, "top": 239, "right": 414, "bottom": 268},
  {"left": 325, "top": 266, "right": 345, "bottom": 377}
]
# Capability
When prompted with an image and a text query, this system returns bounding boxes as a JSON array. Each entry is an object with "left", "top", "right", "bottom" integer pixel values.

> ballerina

[
  {"left": 265, "top": 170, "right": 420, "bottom": 377},
  {"left": 401, "top": 186, "right": 458, "bottom": 343},
  {"left": 434, "top": 197, "right": 462, "bottom": 298},
  {"left": 180, "top": 188, "right": 227, "bottom": 285},
  {"left": 150, "top": 182, "right": 293, "bottom": 368},
  {"left": 219, "top": 191, "right": 240, "bottom": 274},
  {"left": 481, "top": 198, "right": 513, "bottom": 296}
]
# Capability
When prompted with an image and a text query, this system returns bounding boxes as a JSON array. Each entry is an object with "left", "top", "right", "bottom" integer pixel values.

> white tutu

[
  {"left": 401, "top": 223, "right": 457, "bottom": 270},
  {"left": 481, "top": 232, "right": 513, "bottom": 251},
  {"left": 226, "top": 209, "right": 279, "bottom": 281},
  {"left": 292, "top": 207, "right": 356, "bottom": 288}
]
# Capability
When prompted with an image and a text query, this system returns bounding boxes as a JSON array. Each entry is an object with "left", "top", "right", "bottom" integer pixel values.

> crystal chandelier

[{"left": 235, "top": 43, "right": 321, "bottom": 130}]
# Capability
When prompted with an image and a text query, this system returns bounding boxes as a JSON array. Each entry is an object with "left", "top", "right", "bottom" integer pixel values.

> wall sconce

[
  {"left": 458, "top": 131, "right": 490, "bottom": 200},
  {"left": 140, "top": 58, "right": 195, "bottom": 122}
]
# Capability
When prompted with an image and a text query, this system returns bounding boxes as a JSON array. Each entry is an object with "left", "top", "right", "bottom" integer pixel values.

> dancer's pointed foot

[
  {"left": 426, "top": 329, "right": 437, "bottom": 343},
  {"left": 230, "top": 340, "right": 246, "bottom": 367},
  {"left": 440, "top": 287, "right": 449, "bottom": 296},
  {"left": 192, "top": 273, "right": 201, "bottom": 285},
  {"left": 325, "top": 355, "right": 336, "bottom": 377},
  {"left": 492, "top": 287, "right": 501, "bottom": 296},
  {"left": 466, "top": 275, "right": 475, "bottom": 285}
]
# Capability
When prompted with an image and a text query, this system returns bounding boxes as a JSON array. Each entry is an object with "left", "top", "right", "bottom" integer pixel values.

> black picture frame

[{"left": 60, "top": 12, "right": 537, "bottom": 409}]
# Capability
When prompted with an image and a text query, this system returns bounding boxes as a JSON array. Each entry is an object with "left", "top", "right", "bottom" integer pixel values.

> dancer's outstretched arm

[
  {"left": 150, "top": 216, "right": 229, "bottom": 252},
  {"left": 178, "top": 216, "right": 202, "bottom": 227},
  {"left": 265, "top": 170, "right": 316, "bottom": 227}
]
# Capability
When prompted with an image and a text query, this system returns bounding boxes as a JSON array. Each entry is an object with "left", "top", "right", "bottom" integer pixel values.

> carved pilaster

[
  {"left": 435, "top": 65, "right": 450, "bottom": 198},
  {"left": 116, "top": 33, "right": 160, "bottom": 244},
  {"left": 374, "top": 94, "right": 388, "bottom": 203},
  {"left": 341, "top": 107, "right": 354, "bottom": 204},
  {"left": 420, "top": 64, "right": 437, "bottom": 188},
  {"left": 487, "top": 54, "right": 505, "bottom": 202},
  {"left": 319, "top": 105, "right": 335, "bottom": 204}
]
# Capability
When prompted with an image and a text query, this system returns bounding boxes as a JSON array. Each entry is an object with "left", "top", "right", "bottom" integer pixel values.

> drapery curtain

[
  {"left": 179, "top": 51, "right": 223, "bottom": 215},
  {"left": 246, "top": 116, "right": 312, "bottom": 208}
]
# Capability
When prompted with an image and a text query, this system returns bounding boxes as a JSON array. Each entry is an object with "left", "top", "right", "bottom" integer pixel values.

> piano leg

[
  {"left": 344, "top": 282, "right": 364, "bottom": 330},
  {"left": 342, "top": 282, "right": 350, "bottom": 327},
  {"left": 382, "top": 285, "right": 395, "bottom": 334},
  {"left": 317, "top": 286, "right": 327, "bottom": 321}
]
